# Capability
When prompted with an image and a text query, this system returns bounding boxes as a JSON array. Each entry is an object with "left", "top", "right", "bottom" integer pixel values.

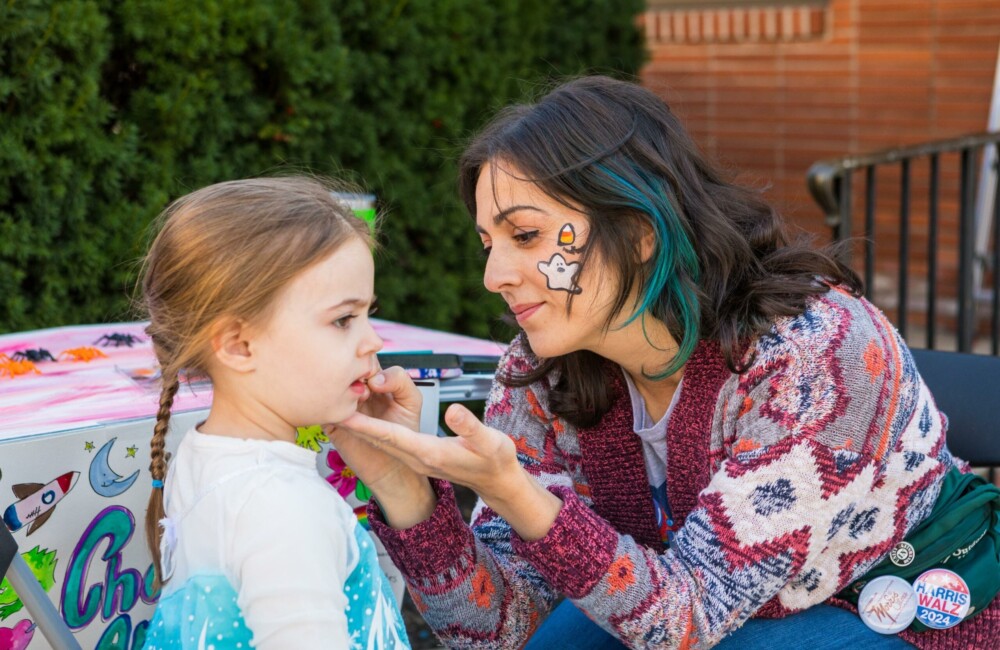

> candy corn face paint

[
  {"left": 558, "top": 223, "right": 575, "bottom": 246},
  {"left": 557, "top": 222, "right": 586, "bottom": 255}
]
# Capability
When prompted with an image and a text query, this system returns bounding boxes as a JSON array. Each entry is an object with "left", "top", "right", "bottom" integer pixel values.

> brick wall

[
  {"left": 642, "top": 0, "right": 1000, "bottom": 231},
  {"left": 642, "top": 0, "right": 1000, "bottom": 344}
]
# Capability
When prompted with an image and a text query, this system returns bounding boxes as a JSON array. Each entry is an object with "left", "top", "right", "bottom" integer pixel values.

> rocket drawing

[{"left": 3, "top": 471, "right": 79, "bottom": 535}]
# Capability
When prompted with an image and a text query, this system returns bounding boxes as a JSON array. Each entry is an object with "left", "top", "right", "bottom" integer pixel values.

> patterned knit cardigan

[{"left": 370, "top": 288, "right": 1000, "bottom": 649}]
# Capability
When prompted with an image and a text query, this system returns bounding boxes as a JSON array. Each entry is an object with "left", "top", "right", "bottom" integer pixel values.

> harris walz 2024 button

[{"left": 913, "top": 568, "right": 971, "bottom": 630}]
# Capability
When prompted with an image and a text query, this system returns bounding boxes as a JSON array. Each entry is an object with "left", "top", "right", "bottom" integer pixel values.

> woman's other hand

[{"left": 339, "top": 403, "right": 562, "bottom": 539}]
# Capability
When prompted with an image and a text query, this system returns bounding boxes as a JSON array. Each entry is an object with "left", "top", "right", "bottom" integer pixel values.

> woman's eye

[
  {"left": 480, "top": 245, "right": 492, "bottom": 259},
  {"left": 512, "top": 230, "right": 539, "bottom": 245}
]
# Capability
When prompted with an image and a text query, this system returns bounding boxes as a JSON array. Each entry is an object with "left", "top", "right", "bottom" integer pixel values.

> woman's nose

[{"left": 483, "top": 250, "right": 519, "bottom": 294}]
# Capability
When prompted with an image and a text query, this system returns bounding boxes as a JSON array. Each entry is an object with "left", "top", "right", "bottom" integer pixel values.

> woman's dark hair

[{"left": 459, "top": 75, "right": 861, "bottom": 427}]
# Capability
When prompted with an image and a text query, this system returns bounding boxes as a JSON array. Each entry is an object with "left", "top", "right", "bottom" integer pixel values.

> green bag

[{"left": 838, "top": 466, "right": 1000, "bottom": 632}]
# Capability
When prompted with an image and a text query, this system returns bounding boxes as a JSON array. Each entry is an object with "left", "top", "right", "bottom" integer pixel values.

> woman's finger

[
  {"left": 341, "top": 411, "right": 462, "bottom": 480},
  {"left": 368, "top": 366, "right": 422, "bottom": 414},
  {"left": 340, "top": 411, "right": 424, "bottom": 455},
  {"left": 444, "top": 403, "right": 502, "bottom": 445}
]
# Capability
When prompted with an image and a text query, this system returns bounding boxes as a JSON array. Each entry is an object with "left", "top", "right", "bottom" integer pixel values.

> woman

[{"left": 334, "top": 76, "right": 999, "bottom": 648}]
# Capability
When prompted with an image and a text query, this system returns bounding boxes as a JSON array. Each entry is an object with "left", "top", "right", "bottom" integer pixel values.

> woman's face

[{"left": 475, "top": 162, "right": 624, "bottom": 358}]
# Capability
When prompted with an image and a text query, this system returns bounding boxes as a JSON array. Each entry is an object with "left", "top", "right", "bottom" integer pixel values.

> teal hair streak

[{"left": 596, "top": 165, "right": 700, "bottom": 378}]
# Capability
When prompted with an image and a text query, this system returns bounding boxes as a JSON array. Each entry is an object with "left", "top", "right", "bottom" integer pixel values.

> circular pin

[
  {"left": 889, "top": 541, "right": 915, "bottom": 567},
  {"left": 858, "top": 575, "right": 918, "bottom": 634},
  {"left": 912, "top": 568, "right": 970, "bottom": 630}
]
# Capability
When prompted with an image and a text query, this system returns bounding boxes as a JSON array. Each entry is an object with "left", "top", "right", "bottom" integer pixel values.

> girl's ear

[{"left": 210, "top": 317, "right": 255, "bottom": 373}]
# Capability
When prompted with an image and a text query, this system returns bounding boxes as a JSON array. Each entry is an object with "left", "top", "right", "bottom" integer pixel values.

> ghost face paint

[
  {"left": 537, "top": 252, "right": 581, "bottom": 294},
  {"left": 475, "top": 163, "right": 626, "bottom": 358}
]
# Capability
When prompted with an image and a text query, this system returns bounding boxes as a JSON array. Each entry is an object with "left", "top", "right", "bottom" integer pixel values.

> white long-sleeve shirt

[{"left": 142, "top": 428, "right": 408, "bottom": 650}]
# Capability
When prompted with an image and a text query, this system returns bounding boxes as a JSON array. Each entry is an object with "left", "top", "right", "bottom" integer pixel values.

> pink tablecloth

[{"left": 0, "top": 320, "right": 505, "bottom": 440}]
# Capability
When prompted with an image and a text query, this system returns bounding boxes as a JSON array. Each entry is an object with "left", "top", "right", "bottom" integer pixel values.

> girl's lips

[
  {"left": 349, "top": 380, "right": 368, "bottom": 395},
  {"left": 514, "top": 303, "right": 542, "bottom": 323}
]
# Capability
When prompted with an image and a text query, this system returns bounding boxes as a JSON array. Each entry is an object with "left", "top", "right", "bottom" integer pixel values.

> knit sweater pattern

[{"left": 370, "top": 288, "right": 999, "bottom": 649}]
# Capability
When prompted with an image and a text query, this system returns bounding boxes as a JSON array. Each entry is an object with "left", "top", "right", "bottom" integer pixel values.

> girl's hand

[{"left": 339, "top": 403, "right": 562, "bottom": 539}]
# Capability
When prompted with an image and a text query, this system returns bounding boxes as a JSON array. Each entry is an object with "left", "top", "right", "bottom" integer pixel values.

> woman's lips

[{"left": 513, "top": 303, "right": 542, "bottom": 323}]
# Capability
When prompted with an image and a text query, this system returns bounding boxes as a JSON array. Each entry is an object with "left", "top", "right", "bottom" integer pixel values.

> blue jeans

[{"left": 524, "top": 599, "right": 915, "bottom": 649}]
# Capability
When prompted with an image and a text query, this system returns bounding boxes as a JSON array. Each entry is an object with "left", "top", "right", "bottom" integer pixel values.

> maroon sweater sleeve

[
  {"left": 510, "top": 486, "right": 620, "bottom": 598},
  {"left": 367, "top": 478, "right": 476, "bottom": 582}
]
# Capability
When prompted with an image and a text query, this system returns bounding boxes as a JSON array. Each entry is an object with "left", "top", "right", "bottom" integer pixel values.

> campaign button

[
  {"left": 858, "top": 575, "right": 918, "bottom": 634},
  {"left": 912, "top": 568, "right": 970, "bottom": 630},
  {"left": 889, "top": 541, "right": 915, "bottom": 567}
]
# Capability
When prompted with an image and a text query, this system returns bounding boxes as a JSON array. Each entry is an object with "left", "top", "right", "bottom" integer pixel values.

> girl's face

[
  {"left": 247, "top": 237, "right": 382, "bottom": 428},
  {"left": 475, "top": 163, "right": 626, "bottom": 358}
]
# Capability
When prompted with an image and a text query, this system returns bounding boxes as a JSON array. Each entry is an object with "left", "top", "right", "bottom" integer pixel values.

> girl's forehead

[{"left": 281, "top": 239, "right": 373, "bottom": 301}]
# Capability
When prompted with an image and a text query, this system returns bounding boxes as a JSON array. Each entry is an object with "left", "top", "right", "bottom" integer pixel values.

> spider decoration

[
  {"left": 60, "top": 346, "right": 108, "bottom": 362},
  {"left": 11, "top": 348, "right": 56, "bottom": 363},
  {"left": 0, "top": 354, "right": 41, "bottom": 378},
  {"left": 94, "top": 332, "right": 143, "bottom": 348}
]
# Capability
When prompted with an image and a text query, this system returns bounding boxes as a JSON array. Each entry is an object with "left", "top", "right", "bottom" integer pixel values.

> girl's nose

[{"left": 360, "top": 320, "right": 383, "bottom": 356}]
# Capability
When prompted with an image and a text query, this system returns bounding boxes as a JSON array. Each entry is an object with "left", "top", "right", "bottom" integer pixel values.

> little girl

[{"left": 138, "top": 177, "right": 410, "bottom": 649}]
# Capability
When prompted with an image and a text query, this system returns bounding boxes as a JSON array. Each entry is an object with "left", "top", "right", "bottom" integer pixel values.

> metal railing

[{"left": 807, "top": 132, "right": 1000, "bottom": 355}]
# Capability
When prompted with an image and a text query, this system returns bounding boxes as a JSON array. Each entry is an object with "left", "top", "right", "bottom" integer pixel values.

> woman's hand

[
  {"left": 339, "top": 403, "right": 563, "bottom": 540},
  {"left": 339, "top": 402, "right": 516, "bottom": 497},
  {"left": 357, "top": 365, "right": 422, "bottom": 432},
  {"left": 328, "top": 366, "right": 436, "bottom": 529}
]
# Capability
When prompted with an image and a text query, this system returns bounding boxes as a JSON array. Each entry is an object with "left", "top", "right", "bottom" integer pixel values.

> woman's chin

[{"left": 523, "top": 334, "right": 572, "bottom": 360}]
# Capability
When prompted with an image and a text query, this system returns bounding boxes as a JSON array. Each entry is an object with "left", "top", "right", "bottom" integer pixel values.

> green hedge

[{"left": 0, "top": 0, "right": 645, "bottom": 337}]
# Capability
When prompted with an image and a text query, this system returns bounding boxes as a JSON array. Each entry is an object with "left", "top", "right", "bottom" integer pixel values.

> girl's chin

[{"left": 326, "top": 403, "right": 363, "bottom": 426}]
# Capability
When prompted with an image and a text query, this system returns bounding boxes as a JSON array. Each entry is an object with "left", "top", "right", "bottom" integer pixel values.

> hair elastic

[{"left": 151, "top": 479, "right": 164, "bottom": 489}]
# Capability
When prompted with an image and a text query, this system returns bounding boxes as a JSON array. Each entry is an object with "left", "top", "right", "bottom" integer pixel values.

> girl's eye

[
  {"left": 512, "top": 230, "right": 539, "bottom": 245},
  {"left": 333, "top": 315, "right": 356, "bottom": 329},
  {"left": 368, "top": 300, "right": 379, "bottom": 317}
]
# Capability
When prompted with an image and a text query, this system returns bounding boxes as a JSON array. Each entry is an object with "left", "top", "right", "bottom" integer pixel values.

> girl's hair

[
  {"left": 137, "top": 176, "right": 373, "bottom": 585},
  {"left": 459, "top": 75, "right": 861, "bottom": 427}
]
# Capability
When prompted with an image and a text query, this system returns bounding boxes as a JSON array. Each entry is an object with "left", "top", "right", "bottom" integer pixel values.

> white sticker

[{"left": 858, "top": 575, "right": 918, "bottom": 634}]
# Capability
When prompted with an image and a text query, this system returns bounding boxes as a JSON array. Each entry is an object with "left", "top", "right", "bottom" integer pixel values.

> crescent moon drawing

[{"left": 89, "top": 438, "right": 140, "bottom": 498}]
